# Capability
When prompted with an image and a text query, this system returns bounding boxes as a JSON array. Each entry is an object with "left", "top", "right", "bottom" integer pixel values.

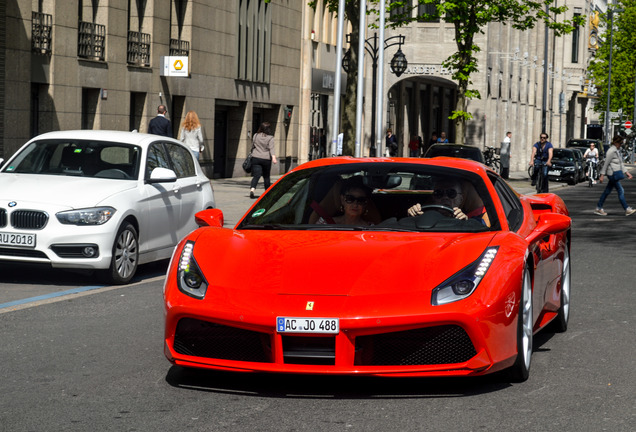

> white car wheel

[{"left": 553, "top": 247, "right": 571, "bottom": 332}]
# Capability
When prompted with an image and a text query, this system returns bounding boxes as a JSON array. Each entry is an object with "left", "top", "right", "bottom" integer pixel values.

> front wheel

[
  {"left": 103, "top": 221, "right": 139, "bottom": 285},
  {"left": 507, "top": 265, "right": 533, "bottom": 382}
]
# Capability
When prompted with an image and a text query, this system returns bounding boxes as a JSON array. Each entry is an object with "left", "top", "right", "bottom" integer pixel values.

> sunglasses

[
  {"left": 540, "top": 136, "right": 547, "bottom": 140},
  {"left": 344, "top": 194, "right": 368, "bottom": 205},
  {"left": 433, "top": 189, "right": 460, "bottom": 199}
]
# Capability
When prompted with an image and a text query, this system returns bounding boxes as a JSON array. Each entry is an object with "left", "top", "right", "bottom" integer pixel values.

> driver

[{"left": 407, "top": 178, "right": 488, "bottom": 225}]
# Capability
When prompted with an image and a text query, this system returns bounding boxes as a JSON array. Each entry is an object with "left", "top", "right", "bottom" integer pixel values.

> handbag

[
  {"left": 611, "top": 169, "right": 625, "bottom": 181},
  {"left": 242, "top": 153, "right": 253, "bottom": 173}
]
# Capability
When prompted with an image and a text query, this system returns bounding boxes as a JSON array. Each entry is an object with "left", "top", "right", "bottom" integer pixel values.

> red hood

[{"left": 192, "top": 228, "right": 496, "bottom": 298}]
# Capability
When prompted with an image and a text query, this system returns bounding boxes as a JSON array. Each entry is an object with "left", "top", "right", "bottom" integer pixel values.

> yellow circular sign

[{"left": 173, "top": 60, "right": 183, "bottom": 70}]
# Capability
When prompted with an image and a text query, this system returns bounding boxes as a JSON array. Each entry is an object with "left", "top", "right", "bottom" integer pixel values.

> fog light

[{"left": 82, "top": 246, "right": 97, "bottom": 257}]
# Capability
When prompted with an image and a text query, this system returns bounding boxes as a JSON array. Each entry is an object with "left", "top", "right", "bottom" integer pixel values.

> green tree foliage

[
  {"left": 311, "top": 0, "right": 583, "bottom": 150},
  {"left": 588, "top": 1, "right": 636, "bottom": 125}
]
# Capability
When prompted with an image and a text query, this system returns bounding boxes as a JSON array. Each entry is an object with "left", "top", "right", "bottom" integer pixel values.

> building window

[
  {"left": 78, "top": 1, "right": 105, "bottom": 61},
  {"left": 32, "top": 11, "right": 52, "bottom": 55},
  {"left": 127, "top": 0, "right": 151, "bottom": 66},
  {"left": 78, "top": 21, "right": 105, "bottom": 60},
  {"left": 417, "top": 1, "right": 440, "bottom": 23},
  {"left": 170, "top": 0, "right": 190, "bottom": 56},
  {"left": 390, "top": 1, "right": 411, "bottom": 24},
  {"left": 127, "top": 31, "right": 151, "bottom": 66},
  {"left": 237, "top": 0, "right": 271, "bottom": 83},
  {"left": 571, "top": 13, "right": 580, "bottom": 63}
]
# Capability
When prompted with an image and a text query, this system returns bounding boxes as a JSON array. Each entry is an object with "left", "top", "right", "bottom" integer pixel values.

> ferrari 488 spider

[{"left": 164, "top": 157, "right": 571, "bottom": 381}]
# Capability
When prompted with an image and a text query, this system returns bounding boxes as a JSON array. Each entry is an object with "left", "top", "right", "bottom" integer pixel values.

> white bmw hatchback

[{"left": 0, "top": 130, "right": 215, "bottom": 284}]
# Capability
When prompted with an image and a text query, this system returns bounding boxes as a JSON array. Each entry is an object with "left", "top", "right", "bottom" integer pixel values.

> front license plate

[
  {"left": 548, "top": 170, "right": 560, "bottom": 176},
  {"left": 0, "top": 232, "right": 36, "bottom": 248},
  {"left": 277, "top": 317, "right": 339, "bottom": 334}
]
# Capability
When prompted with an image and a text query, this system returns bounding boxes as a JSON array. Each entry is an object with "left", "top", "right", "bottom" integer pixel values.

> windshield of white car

[
  {"left": 1, "top": 139, "right": 141, "bottom": 180},
  {"left": 237, "top": 163, "right": 499, "bottom": 233}
]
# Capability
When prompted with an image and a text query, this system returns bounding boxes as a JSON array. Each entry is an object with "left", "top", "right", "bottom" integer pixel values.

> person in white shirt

[{"left": 583, "top": 142, "right": 599, "bottom": 184}]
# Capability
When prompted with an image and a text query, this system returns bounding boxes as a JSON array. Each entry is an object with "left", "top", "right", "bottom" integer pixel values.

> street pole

[
  {"left": 330, "top": 0, "right": 346, "bottom": 157},
  {"left": 541, "top": 4, "right": 549, "bottom": 133},
  {"left": 355, "top": 0, "right": 367, "bottom": 157},
  {"left": 376, "top": 0, "right": 386, "bottom": 157}
]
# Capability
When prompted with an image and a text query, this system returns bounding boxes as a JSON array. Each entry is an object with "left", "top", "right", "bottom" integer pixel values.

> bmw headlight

[
  {"left": 431, "top": 247, "right": 499, "bottom": 306},
  {"left": 56, "top": 207, "right": 116, "bottom": 225},
  {"left": 177, "top": 241, "right": 208, "bottom": 299},
  {"left": 564, "top": 166, "right": 575, "bottom": 171}
]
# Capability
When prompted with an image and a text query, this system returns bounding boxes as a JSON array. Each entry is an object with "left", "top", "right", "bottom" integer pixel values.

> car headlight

[
  {"left": 177, "top": 241, "right": 208, "bottom": 299},
  {"left": 431, "top": 247, "right": 499, "bottom": 306},
  {"left": 564, "top": 166, "right": 575, "bottom": 171},
  {"left": 56, "top": 207, "right": 116, "bottom": 225}
]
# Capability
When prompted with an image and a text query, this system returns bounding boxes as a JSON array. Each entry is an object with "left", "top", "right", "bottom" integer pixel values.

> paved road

[{"left": 2, "top": 171, "right": 636, "bottom": 431}]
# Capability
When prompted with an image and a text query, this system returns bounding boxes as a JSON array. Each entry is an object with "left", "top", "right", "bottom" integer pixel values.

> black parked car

[
  {"left": 423, "top": 144, "right": 486, "bottom": 164},
  {"left": 548, "top": 148, "right": 582, "bottom": 185}
]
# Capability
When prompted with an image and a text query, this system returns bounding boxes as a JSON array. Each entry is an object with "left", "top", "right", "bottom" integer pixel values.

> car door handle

[{"left": 172, "top": 186, "right": 180, "bottom": 194}]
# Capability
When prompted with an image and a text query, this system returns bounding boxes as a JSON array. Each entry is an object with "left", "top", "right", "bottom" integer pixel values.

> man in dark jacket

[{"left": 148, "top": 105, "right": 173, "bottom": 137}]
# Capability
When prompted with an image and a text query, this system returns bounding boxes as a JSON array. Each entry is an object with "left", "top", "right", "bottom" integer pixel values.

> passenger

[
  {"left": 407, "top": 178, "right": 488, "bottom": 225},
  {"left": 317, "top": 177, "right": 374, "bottom": 226}
]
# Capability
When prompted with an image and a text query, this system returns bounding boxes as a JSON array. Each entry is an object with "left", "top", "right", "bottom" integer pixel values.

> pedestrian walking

[
  {"left": 249, "top": 122, "right": 277, "bottom": 199},
  {"left": 148, "top": 105, "right": 173, "bottom": 137},
  {"left": 530, "top": 132, "right": 553, "bottom": 192},
  {"left": 385, "top": 129, "right": 398, "bottom": 157},
  {"left": 594, "top": 135, "right": 636, "bottom": 216},
  {"left": 179, "top": 110, "right": 204, "bottom": 160},
  {"left": 408, "top": 134, "right": 421, "bottom": 157}
]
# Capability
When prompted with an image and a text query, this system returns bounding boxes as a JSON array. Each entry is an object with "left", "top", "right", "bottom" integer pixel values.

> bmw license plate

[
  {"left": 277, "top": 317, "right": 339, "bottom": 334},
  {"left": 548, "top": 170, "right": 560, "bottom": 176},
  {"left": 0, "top": 232, "right": 36, "bottom": 248}
]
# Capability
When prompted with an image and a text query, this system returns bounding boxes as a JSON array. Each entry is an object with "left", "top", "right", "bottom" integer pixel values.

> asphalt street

[{"left": 1, "top": 166, "right": 636, "bottom": 431}]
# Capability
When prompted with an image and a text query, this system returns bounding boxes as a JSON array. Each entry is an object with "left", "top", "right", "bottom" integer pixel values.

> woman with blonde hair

[{"left": 179, "top": 110, "right": 204, "bottom": 159}]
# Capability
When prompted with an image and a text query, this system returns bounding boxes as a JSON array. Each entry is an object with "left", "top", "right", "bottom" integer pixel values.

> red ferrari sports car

[{"left": 163, "top": 157, "right": 571, "bottom": 381}]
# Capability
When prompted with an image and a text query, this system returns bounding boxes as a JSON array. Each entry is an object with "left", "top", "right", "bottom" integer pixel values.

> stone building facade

[
  {"left": 2, "top": 1, "right": 601, "bottom": 178},
  {"left": 1, "top": 0, "right": 301, "bottom": 178}
]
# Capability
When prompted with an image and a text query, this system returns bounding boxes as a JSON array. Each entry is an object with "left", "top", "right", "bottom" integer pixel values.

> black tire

[
  {"left": 104, "top": 221, "right": 139, "bottom": 285},
  {"left": 491, "top": 160, "right": 501, "bottom": 174},
  {"left": 535, "top": 169, "right": 543, "bottom": 194},
  {"left": 507, "top": 265, "right": 533, "bottom": 382},
  {"left": 552, "top": 247, "right": 571, "bottom": 333}
]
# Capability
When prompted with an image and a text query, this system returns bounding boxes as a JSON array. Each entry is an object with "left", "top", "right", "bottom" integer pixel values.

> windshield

[
  {"left": 237, "top": 162, "right": 499, "bottom": 233},
  {"left": 552, "top": 149, "right": 574, "bottom": 160},
  {"left": 1, "top": 139, "right": 141, "bottom": 180}
]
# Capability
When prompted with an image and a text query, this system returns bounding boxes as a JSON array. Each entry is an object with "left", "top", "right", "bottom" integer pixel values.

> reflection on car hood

[
  {"left": 194, "top": 229, "right": 497, "bottom": 298},
  {"left": 0, "top": 173, "right": 137, "bottom": 209}
]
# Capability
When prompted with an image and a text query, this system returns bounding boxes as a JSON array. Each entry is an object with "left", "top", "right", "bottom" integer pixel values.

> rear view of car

[{"left": 423, "top": 144, "right": 486, "bottom": 164}]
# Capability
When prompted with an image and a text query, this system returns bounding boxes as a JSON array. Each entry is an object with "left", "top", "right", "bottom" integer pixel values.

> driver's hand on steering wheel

[
  {"left": 453, "top": 207, "right": 468, "bottom": 220},
  {"left": 407, "top": 203, "right": 423, "bottom": 217}
]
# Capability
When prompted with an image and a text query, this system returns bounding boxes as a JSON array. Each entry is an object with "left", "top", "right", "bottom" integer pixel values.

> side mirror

[
  {"left": 148, "top": 167, "right": 177, "bottom": 183},
  {"left": 526, "top": 213, "right": 571, "bottom": 244},
  {"left": 195, "top": 209, "right": 224, "bottom": 228}
]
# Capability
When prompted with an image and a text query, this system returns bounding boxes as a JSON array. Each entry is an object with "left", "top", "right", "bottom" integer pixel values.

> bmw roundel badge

[{"left": 8, "top": 201, "right": 17, "bottom": 207}]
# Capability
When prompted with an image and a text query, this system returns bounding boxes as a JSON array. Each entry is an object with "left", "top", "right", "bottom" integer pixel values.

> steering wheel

[{"left": 418, "top": 204, "right": 455, "bottom": 217}]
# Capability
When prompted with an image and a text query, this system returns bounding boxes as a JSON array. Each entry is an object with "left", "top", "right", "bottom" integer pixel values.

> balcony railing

[
  {"left": 127, "top": 31, "right": 151, "bottom": 67},
  {"left": 169, "top": 38, "right": 190, "bottom": 56},
  {"left": 32, "top": 11, "right": 52, "bottom": 55},
  {"left": 78, "top": 21, "right": 105, "bottom": 61}
]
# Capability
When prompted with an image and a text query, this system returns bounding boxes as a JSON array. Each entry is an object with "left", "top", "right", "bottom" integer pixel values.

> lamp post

[
  {"left": 605, "top": 6, "right": 624, "bottom": 148},
  {"left": 342, "top": 33, "right": 407, "bottom": 156}
]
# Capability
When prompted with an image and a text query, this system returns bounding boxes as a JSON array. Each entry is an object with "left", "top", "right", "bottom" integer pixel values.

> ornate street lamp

[
  {"left": 342, "top": 33, "right": 407, "bottom": 155},
  {"left": 390, "top": 48, "right": 408, "bottom": 77}
]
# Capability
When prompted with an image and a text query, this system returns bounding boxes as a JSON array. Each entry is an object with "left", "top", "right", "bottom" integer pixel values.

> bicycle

[
  {"left": 483, "top": 146, "right": 501, "bottom": 173},
  {"left": 586, "top": 160, "right": 598, "bottom": 187},
  {"left": 532, "top": 160, "right": 547, "bottom": 194}
]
